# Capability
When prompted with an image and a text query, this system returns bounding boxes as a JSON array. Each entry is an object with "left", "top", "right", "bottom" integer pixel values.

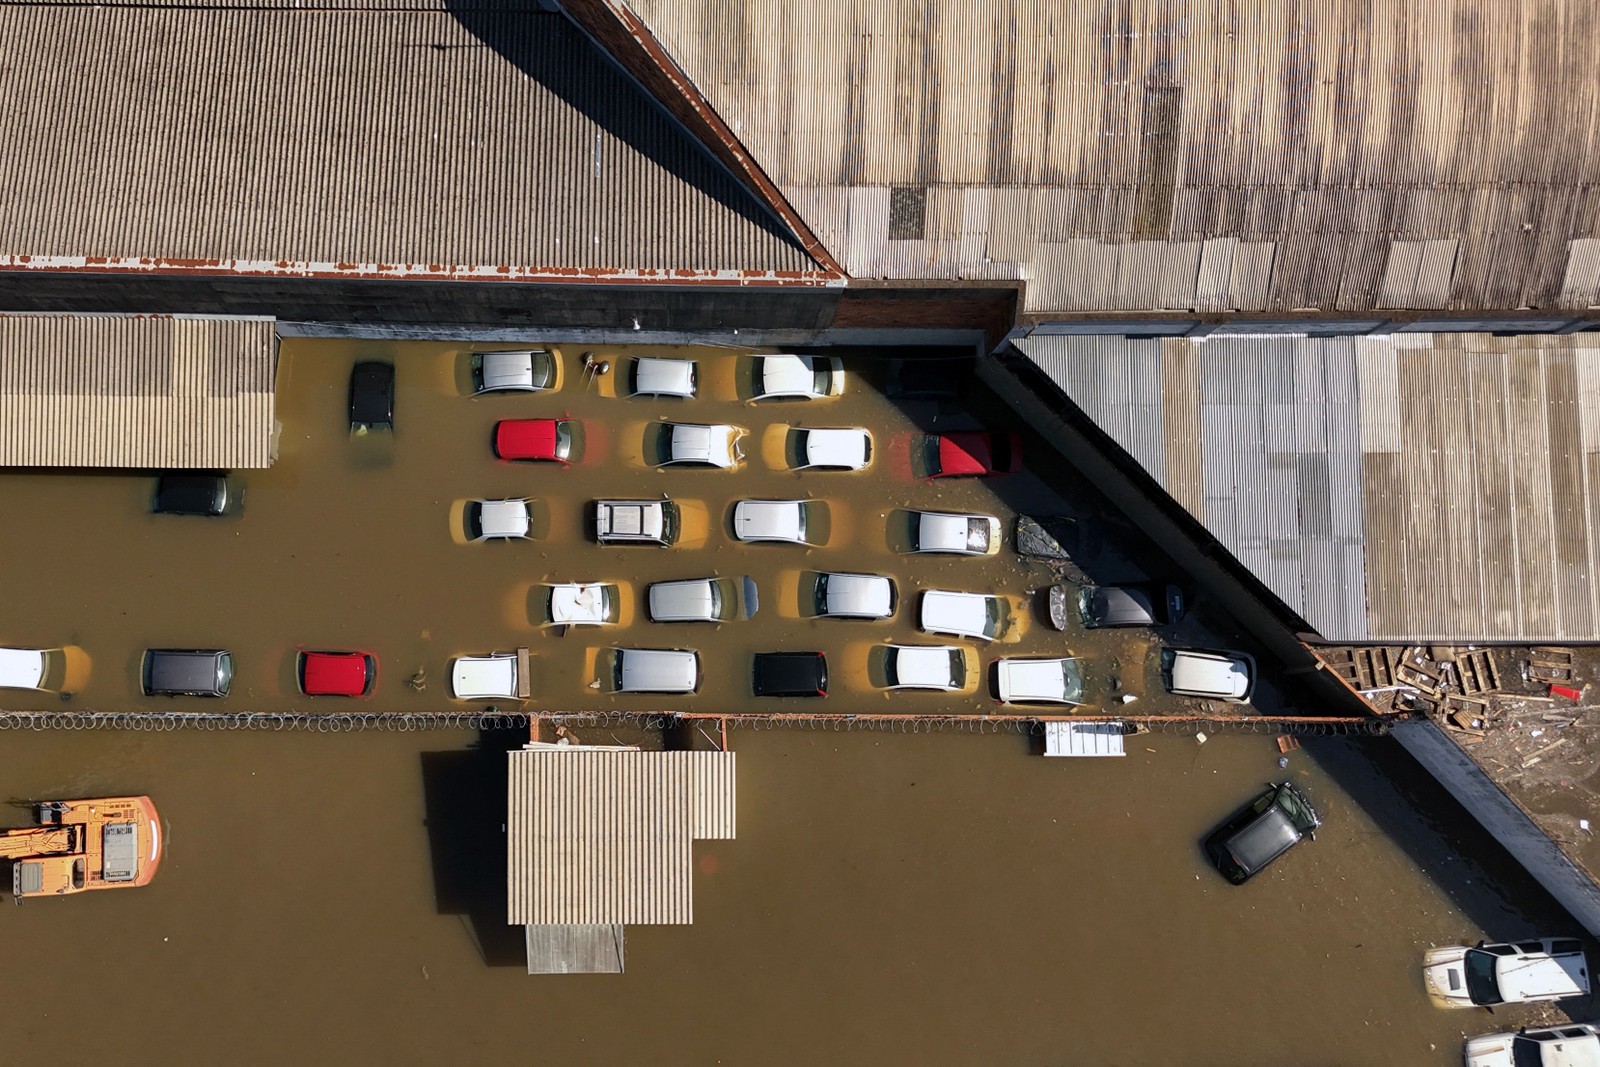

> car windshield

[
  {"left": 1274, "top": 785, "right": 1320, "bottom": 833},
  {"left": 1463, "top": 948, "right": 1505, "bottom": 1006},
  {"left": 811, "top": 364, "right": 831, "bottom": 396},
  {"left": 1511, "top": 1035, "right": 1545, "bottom": 1067},
  {"left": 985, "top": 597, "right": 1005, "bottom": 633},
  {"left": 660, "top": 501, "right": 680, "bottom": 544},
  {"left": 555, "top": 421, "right": 572, "bottom": 458},
  {"left": 966, "top": 519, "right": 991, "bottom": 553}
]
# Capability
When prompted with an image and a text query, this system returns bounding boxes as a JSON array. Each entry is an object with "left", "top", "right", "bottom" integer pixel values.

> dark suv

[
  {"left": 143, "top": 649, "right": 233, "bottom": 697},
  {"left": 153, "top": 473, "right": 229, "bottom": 516},
  {"left": 1203, "top": 782, "right": 1320, "bottom": 884}
]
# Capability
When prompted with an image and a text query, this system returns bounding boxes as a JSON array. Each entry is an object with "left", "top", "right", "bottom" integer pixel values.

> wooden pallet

[
  {"left": 1324, "top": 647, "right": 1397, "bottom": 690},
  {"left": 1528, "top": 646, "right": 1576, "bottom": 684},
  {"left": 1454, "top": 649, "right": 1501, "bottom": 696},
  {"left": 1393, "top": 646, "right": 1446, "bottom": 696}
]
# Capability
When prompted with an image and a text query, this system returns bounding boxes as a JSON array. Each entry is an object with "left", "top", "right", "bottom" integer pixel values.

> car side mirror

[{"left": 1476, "top": 939, "right": 1486, "bottom": 949}]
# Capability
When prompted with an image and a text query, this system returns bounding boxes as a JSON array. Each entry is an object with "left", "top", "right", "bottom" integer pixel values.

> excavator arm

[{"left": 0, "top": 825, "right": 75, "bottom": 859}]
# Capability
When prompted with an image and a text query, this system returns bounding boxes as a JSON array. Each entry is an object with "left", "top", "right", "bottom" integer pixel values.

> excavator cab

[{"left": 13, "top": 854, "right": 85, "bottom": 898}]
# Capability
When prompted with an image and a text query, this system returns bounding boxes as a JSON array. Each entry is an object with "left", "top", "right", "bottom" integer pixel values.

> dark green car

[{"left": 1204, "top": 782, "right": 1320, "bottom": 884}]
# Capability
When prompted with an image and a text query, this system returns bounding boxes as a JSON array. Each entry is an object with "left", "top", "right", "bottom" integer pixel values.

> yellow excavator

[{"left": 0, "top": 797, "right": 163, "bottom": 899}]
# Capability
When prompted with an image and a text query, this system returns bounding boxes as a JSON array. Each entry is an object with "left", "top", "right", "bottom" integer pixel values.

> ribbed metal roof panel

[
  {"left": 0, "top": 6, "right": 815, "bottom": 279},
  {"left": 628, "top": 0, "right": 1600, "bottom": 311},
  {"left": 0, "top": 314, "right": 273, "bottom": 468},
  {"left": 506, "top": 747, "right": 735, "bottom": 927}
]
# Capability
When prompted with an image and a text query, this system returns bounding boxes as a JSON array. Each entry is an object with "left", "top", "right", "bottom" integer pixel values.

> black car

[
  {"left": 752, "top": 652, "right": 828, "bottom": 697},
  {"left": 152, "top": 473, "right": 229, "bottom": 516},
  {"left": 349, "top": 361, "right": 395, "bottom": 430},
  {"left": 1203, "top": 782, "right": 1320, "bottom": 884},
  {"left": 1080, "top": 583, "right": 1184, "bottom": 628},
  {"left": 143, "top": 649, "right": 233, "bottom": 697}
]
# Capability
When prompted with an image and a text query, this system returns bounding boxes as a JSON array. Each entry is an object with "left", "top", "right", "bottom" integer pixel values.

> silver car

[
  {"left": 611, "top": 648, "right": 700, "bottom": 694},
  {"left": 910, "top": 511, "right": 1000, "bottom": 556},
  {"left": 813, "top": 573, "right": 896, "bottom": 619},
  {"left": 472, "top": 349, "right": 557, "bottom": 393},
  {"left": 628, "top": 356, "right": 697, "bottom": 398},
  {"left": 594, "top": 499, "right": 681, "bottom": 545},
  {"left": 647, "top": 577, "right": 758, "bottom": 623}
]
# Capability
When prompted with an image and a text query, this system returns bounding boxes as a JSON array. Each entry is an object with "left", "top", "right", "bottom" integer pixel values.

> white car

[
  {"left": 472, "top": 349, "right": 557, "bottom": 393},
  {"left": 611, "top": 648, "right": 699, "bottom": 694},
  {"left": 910, "top": 511, "right": 1000, "bottom": 556},
  {"left": 0, "top": 647, "right": 49, "bottom": 690},
  {"left": 544, "top": 583, "right": 619, "bottom": 627},
  {"left": 733, "top": 500, "right": 815, "bottom": 544},
  {"left": 466, "top": 498, "right": 531, "bottom": 541},
  {"left": 657, "top": 422, "right": 745, "bottom": 468},
  {"left": 1163, "top": 648, "right": 1256, "bottom": 702},
  {"left": 814, "top": 573, "right": 896, "bottom": 619},
  {"left": 880, "top": 645, "right": 967, "bottom": 691},
  {"left": 995, "top": 657, "right": 1086, "bottom": 705},
  {"left": 647, "top": 577, "right": 757, "bottom": 623},
  {"left": 791, "top": 428, "right": 872, "bottom": 470},
  {"left": 451, "top": 651, "right": 526, "bottom": 700},
  {"left": 1425, "top": 938, "right": 1589, "bottom": 1009},
  {"left": 919, "top": 590, "right": 1009, "bottom": 641},
  {"left": 1465, "top": 1022, "right": 1600, "bottom": 1067},
  {"left": 595, "top": 499, "right": 680, "bottom": 545},
  {"left": 629, "top": 356, "right": 696, "bottom": 398},
  {"left": 753, "top": 354, "right": 844, "bottom": 399}
]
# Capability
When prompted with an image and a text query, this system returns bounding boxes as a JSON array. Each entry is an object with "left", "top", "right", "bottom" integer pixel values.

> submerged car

[
  {"left": 349, "top": 361, "right": 395, "bottom": 430},
  {"left": 465, "top": 498, "right": 531, "bottom": 541},
  {"left": 544, "top": 582, "right": 620, "bottom": 627},
  {"left": 910, "top": 511, "right": 1000, "bottom": 556},
  {"left": 153, "top": 473, "right": 230, "bottom": 516},
  {"left": 647, "top": 577, "right": 757, "bottom": 623},
  {"left": 143, "top": 649, "right": 232, "bottom": 698},
  {"left": 628, "top": 356, "right": 697, "bottom": 398},
  {"left": 612, "top": 648, "right": 700, "bottom": 694},
  {"left": 0, "top": 647, "right": 50, "bottom": 690},
  {"left": 733, "top": 499, "right": 815, "bottom": 545},
  {"left": 1163, "top": 648, "right": 1256, "bottom": 702},
  {"left": 594, "top": 499, "right": 680, "bottom": 545},
  {"left": 450, "top": 651, "right": 525, "bottom": 700},
  {"left": 813, "top": 573, "right": 896, "bottom": 619},
  {"left": 929, "top": 431, "right": 1022, "bottom": 477},
  {"left": 752, "top": 652, "right": 828, "bottom": 698},
  {"left": 880, "top": 645, "right": 967, "bottom": 691},
  {"left": 1080, "top": 583, "right": 1184, "bottom": 628},
  {"left": 656, "top": 422, "right": 745, "bottom": 468},
  {"left": 752, "top": 354, "right": 844, "bottom": 399},
  {"left": 1203, "top": 782, "right": 1320, "bottom": 885},
  {"left": 919, "top": 590, "right": 1009, "bottom": 641},
  {"left": 298, "top": 650, "right": 377, "bottom": 697},
  {"left": 1465, "top": 1022, "right": 1600, "bottom": 1067},
  {"left": 994, "top": 657, "right": 1085, "bottom": 705},
  {"left": 1425, "top": 938, "right": 1589, "bottom": 1009},
  {"left": 472, "top": 349, "right": 557, "bottom": 394},
  {"left": 791, "top": 427, "right": 872, "bottom": 471},
  {"left": 494, "top": 418, "right": 574, "bottom": 462}
]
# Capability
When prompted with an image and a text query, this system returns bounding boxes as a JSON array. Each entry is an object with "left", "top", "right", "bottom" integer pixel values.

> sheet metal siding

[
  {"left": 506, "top": 748, "right": 734, "bottom": 927},
  {"left": 629, "top": 0, "right": 1600, "bottom": 312},
  {"left": 0, "top": 8, "right": 812, "bottom": 277},
  {"left": 0, "top": 315, "right": 273, "bottom": 468}
]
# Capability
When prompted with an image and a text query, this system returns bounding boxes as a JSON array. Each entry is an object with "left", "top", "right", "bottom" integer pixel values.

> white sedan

[
  {"left": 451, "top": 651, "right": 526, "bottom": 700},
  {"left": 753, "top": 354, "right": 844, "bottom": 399},
  {"left": 629, "top": 356, "right": 697, "bottom": 398},
  {"left": 880, "top": 645, "right": 968, "bottom": 691},
  {"left": 814, "top": 573, "right": 896, "bottom": 619},
  {"left": 919, "top": 590, "right": 1009, "bottom": 641},
  {"left": 466, "top": 498, "right": 531, "bottom": 541},
  {"left": 910, "top": 511, "right": 1000, "bottom": 555},
  {"left": 995, "top": 657, "right": 1086, "bottom": 705},
  {"left": 0, "top": 647, "right": 49, "bottom": 690},
  {"left": 657, "top": 422, "right": 745, "bottom": 468},
  {"left": 544, "top": 583, "right": 619, "bottom": 627},
  {"left": 733, "top": 499, "right": 816, "bottom": 544},
  {"left": 791, "top": 427, "right": 872, "bottom": 471}
]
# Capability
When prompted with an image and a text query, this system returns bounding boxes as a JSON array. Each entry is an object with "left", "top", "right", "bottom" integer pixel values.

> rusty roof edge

[{"left": 562, "top": 0, "right": 845, "bottom": 278}]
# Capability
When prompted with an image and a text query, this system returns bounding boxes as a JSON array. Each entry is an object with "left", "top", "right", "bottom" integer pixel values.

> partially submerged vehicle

[
  {"left": 1425, "top": 938, "right": 1590, "bottom": 1009},
  {"left": 813, "top": 572, "right": 897, "bottom": 619},
  {"left": 1080, "top": 583, "right": 1184, "bottom": 628},
  {"left": 450, "top": 649, "right": 530, "bottom": 700},
  {"left": 298, "top": 650, "right": 377, "bottom": 697},
  {"left": 472, "top": 349, "right": 557, "bottom": 394},
  {"left": 879, "top": 644, "right": 968, "bottom": 691},
  {"left": 594, "top": 498, "right": 680, "bottom": 546},
  {"left": 349, "top": 361, "right": 395, "bottom": 431},
  {"left": 466, "top": 498, "right": 532, "bottom": 541},
  {"left": 628, "top": 356, "right": 697, "bottom": 399},
  {"left": 1203, "top": 782, "right": 1320, "bottom": 885},
  {"left": 1465, "top": 1022, "right": 1600, "bottom": 1067},
  {"left": 752, "top": 651, "right": 828, "bottom": 697},
  {"left": 647, "top": 577, "right": 758, "bottom": 623},
  {"left": 656, "top": 422, "right": 745, "bottom": 468},
  {"left": 752, "top": 354, "right": 844, "bottom": 400},
  {"left": 544, "top": 583, "right": 620, "bottom": 627},
  {"left": 143, "top": 648, "right": 232, "bottom": 697},
  {"left": 494, "top": 418, "right": 574, "bottom": 462},
  {"left": 928, "top": 431, "right": 1021, "bottom": 477},
  {"left": 153, "top": 473, "right": 230, "bottom": 516},
  {"left": 1162, "top": 648, "right": 1256, "bottom": 702},
  {"left": 909, "top": 511, "right": 1000, "bottom": 556},
  {"left": 918, "top": 590, "right": 1009, "bottom": 641},
  {"left": 3, "top": 796, "right": 163, "bottom": 898},
  {"left": 791, "top": 427, "right": 872, "bottom": 471},
  {"left": 733, "top": 499, "right": 815, "bottom": 544},
  {"left": 994, "top": 657, "right": 1085, "bottom": 705},
  {"left": 0, "top": 647, "right": 52, "bottom": 691},
  {"left": 612, "top": 648, "right": 700, "bottom": 694}
]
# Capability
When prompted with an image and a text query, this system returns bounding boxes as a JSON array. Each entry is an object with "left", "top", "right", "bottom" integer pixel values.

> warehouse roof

[
  {"left": 1017, "top": 330, "right": 1600, "bottom": 643},
  {"left": 0, "top": 1, "right": 822, "bottom": 283},
  {"left": 0, "top": 315, "right": 275, "bottom": 469},
  {"left": 620, "top": 0, "right": 1600, "bottom": 313}
]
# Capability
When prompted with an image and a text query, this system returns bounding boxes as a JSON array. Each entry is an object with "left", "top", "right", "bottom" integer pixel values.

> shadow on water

[
  {"left": 444, "top": 3, "right": 804, "bottom": 254},
  {"left": 420, "top": 727, "right": 526, "bottom": 968}
]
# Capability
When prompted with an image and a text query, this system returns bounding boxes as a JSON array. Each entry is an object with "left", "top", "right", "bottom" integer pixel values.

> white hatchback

[
  {"left": 647, "top": 577, "right": 757, "bottom": 623},
  {"left": 543, "top": 583, "right": 619, "bottom": 627},
  {"left": 657, "top": 422, "right": 745, "bottom": 468},
  {"left": 733, "top": 500, "right": 815, "bottom": 545},
  {"left": 466, "top": 498, "right": 531, "bottom": 541},
  {"left": 753, "top": 354, "right": 844, "bottom": 399},
  {"left": 995, "top": 657, "right": 1086, "bottom": 705},
  {"left": 791, "top": 427, "right": 872, "bottom": 471},
  {"left": 629, "top": 356, "right": 697, "bottom": 398},
  {"left": 813, "top": 573, "right": 896, "bottom": 619},
  {"left": 879, "top": 644, "right": 968, "bottom": 691},
  {"left": 910, "top": 511, "right": 1000, "bottom": 556},
  {"left": 611, "top": 648, "right": 700, "bottom": 694},
  {"left": 918, "top": 590, "right": 1009, "bottom": 641},
  {"left": 450, "top": 651, "right": 526, "bottom": 700},
  {"left": 1163, "top": 648, "right": 1255, "bottom": 702},
  {"left": 0, "top": 647, "right": 49, "bottom": 690}
]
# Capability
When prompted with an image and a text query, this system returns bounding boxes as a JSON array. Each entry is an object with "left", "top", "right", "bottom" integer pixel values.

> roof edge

[{"left": 558, "top": 0, "right": 845, "bottom": 277}]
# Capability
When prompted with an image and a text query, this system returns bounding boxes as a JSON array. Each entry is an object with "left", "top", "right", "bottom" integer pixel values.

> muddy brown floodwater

[{"left": 0, "top": 341, "right": 1589, "bottom": 1064}]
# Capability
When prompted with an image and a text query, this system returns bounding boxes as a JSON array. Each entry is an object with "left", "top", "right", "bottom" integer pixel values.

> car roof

[
  {"left": 548, "top": 583, "right": 612, "bottom": 625},
  {"left": 302, "top": 651, "right": 371, "bottom": 695},
  {"left": 1170, "top": 649, "right": 1252, "bottom": 698},
  {"left": 916, "top": 511, "right": 994, "bottom": 553},
  {"left": 475, "top": 499, "right": 530, "bottom": 538},
  {"left": 0, "top": 647, "right": 45, "bottom": 688},
  {"left": 618, "top": 648, "right": 698, "bottom": 692},
  {"left": 1494, "top": 949, "right": 1591, "bottom": 1002},
  {"left": 734, "top": 499, "right": 806, "bottom": 539},
  {"left": 757, "top": 354, "right": 835, "bottom": 396},
  {"left": 349, "top": 361, "right": 394, "bottom": 423},
  {"left": 1086, "top": 585, "right": 1158, "bottom": 626},
  {"left": 997, "top": 658, "right": 1083, "bottom": 703},
  {"left": 648, "top": 579, "right": 719, "bottom": 621},
  {"left": 154, "top": 472, "right": 228, "bottom": 514},
  {"left": 935, "top": 433, "right": 991, "bottom": 475},
  {"left": 822, "top": 573, "right": 894, "bottom": 616},
  {"left": 665, "top": 423, "right": 740, "bottom": 465},
  {"left": 478, "top": 349, "right": 533, "bottom": 388},
  {"left": 632, "top": 356, "right": 696, "bottom": 397},
  {"left": 802, "top": 428, "right": 870, "bottom": 468},
  {"left": 146, "top": 649, "right": 229, "bottom": 693},
  {"left": 597, "top": 499, "right": 666, "bottom": 539},
  {"left": 920, "top": 590, "right": 999, "bottom": 637},
  {"left": 496, "top": 419, "right": 560, "bottom": 459},
  {"left": 1226, "top": 804, "right": 1303, "bottom": 874},
  {"left": 886, "top": 645, "right": 959, "bottom": 686},
  {"left": 752, "top": 651, "right": 827, "bottom": 696},
  {"left": 452, "top": 653, "right": 517, "bottom": 699}
]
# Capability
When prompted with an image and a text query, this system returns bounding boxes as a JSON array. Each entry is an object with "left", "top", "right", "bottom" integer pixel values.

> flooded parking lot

[{"left": 0, "top": 340, "right": 1254, "bottom": 716}]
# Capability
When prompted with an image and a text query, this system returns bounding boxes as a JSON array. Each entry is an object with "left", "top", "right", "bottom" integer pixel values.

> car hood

[{"left": 1422, "top": 947, "right": 1470, "bottom": 1003}]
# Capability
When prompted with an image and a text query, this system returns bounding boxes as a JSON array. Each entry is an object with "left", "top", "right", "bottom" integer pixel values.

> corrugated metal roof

[
  {"left": 0, "top": 315, "right": 274, "bottom": 468},
  {"left": 506, "top": 747, "right": 735, "bottom": 927},
  {"left": 0, "top": 5, "right": 820, "bottom": 282},
  {"left": 1017, "top": 330, "right": 1600, "bottom": 642},
  {"left": 625, "top": 0, "right": 1600, "bottom": 312}
]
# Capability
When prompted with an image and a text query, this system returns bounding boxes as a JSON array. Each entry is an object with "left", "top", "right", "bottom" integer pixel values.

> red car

[
  {"left": 494, "top": 418, "right": 575, "bottom": 462},
  {"left": 298, "top": 651, "right": 377, "bottom": 697},
  {"left": 930, "top": 431, "right": 1022, "bottom": 477}
]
